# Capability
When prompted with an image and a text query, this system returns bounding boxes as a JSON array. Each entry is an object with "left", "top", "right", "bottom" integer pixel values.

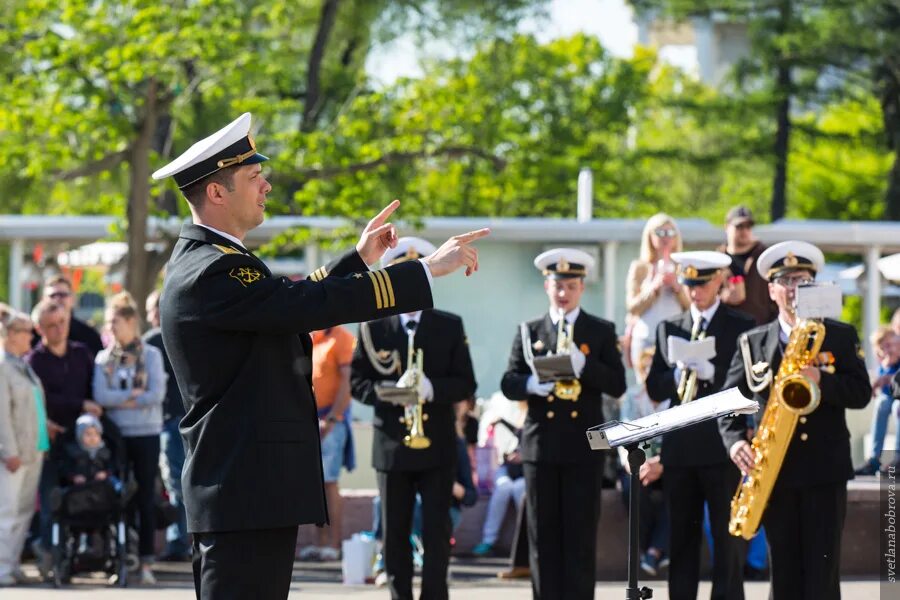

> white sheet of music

[
  {"left": 586, "top": 387, "right": 759, "bottom": 450},
  {"left": 667, "top": 335, "right": 716, "bottom": 364}
]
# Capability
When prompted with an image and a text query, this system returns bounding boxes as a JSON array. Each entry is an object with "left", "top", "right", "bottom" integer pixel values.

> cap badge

[
  {"left": 784, "top": 252, "right": 798, "bottom": 267},
  {"left": 684, "top": 266, "right": 698, "bottom": 279},
  {"left": 558, "top": 258, "right": 570, "bottom": 272}
]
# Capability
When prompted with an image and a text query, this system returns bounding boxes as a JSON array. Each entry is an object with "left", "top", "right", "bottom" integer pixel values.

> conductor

[{"left": 152, "top": 113, "right": 489, "bottom": 600}]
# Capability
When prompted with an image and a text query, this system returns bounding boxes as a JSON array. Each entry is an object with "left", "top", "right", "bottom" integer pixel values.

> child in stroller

[{"left": 49, "top": 414, "right": 135, "bottom": 587}]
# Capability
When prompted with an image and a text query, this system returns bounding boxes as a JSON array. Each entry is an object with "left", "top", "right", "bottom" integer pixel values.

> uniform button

[
  {"left": 570, "top": 410, "right": 578, "bottom": 419},
  {"left": 800, "top": 433, "right": 808, "bottom": 442},
  {"left": 423, "top": 414, "right": 429, "bottom": 421},
  {"left": 547, "top": 410, "right": 555, "bottom": 419},
  {"left": 399, "top": 416, "right": 405, "bottom": 423},
  {"left": 799, "top": 417, "right": 807, "bottom": 424},
  {"left": 547, "top": 395, "right": 555, "bottom": 403}
]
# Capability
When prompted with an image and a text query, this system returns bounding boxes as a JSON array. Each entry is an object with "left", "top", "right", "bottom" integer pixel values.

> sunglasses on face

[
  {"left": 654, "top": 228, "right": 677, "bottom": 238},
  {"left": 48, "top": 291, "right": 71, "bottom": 300}
]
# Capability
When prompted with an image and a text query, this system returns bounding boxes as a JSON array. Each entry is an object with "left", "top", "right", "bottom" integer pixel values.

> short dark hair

[
  {"left": 181, "top": 165, "right": 240, "bottom": 207},
  {"left": 44, "top": 275, "right": 73, "bottom": 290}
]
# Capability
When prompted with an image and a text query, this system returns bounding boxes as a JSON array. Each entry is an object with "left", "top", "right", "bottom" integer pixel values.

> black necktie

[{"left": 692, "top": 316, "right": 708, "bottom": 341}]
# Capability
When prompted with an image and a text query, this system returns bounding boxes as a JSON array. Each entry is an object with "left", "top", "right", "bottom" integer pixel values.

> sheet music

[
  {"left": 586, "top": 387, "right": 758, "bottom": 450},
  {"left": 796, "top": 282, "right": 842, "bottom": 320},
  {"left": 667, "top": 336, "right": 716, "bottom": 364}
]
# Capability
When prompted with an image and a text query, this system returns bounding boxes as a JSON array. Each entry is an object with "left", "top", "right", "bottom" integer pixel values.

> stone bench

[{"left": 297, "top": 478, "right": 882, "bottom": 579}]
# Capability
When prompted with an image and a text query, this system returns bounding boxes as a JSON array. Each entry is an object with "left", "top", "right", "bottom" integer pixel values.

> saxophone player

[
  {"left": 501, "top": 248, "right": 626, "bottom": 600},
  {"left": 645, "top": 251, "right": 755, "bottom": 600},
  {"left": 350, "top": 237, "right": 477, "bottom": 600},
  {"left": 720, "top": 241, "right": 871, "bottom": 600}
]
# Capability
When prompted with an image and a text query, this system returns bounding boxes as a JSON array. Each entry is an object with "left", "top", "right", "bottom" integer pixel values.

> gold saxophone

[
  {"left": 554, "top": 310, "right": 581, "bottom": 401},
  {"left": 397, "top": 329, "right": 431, "bottom": 450},
  {"left": 728, "top": 318, "right": 825, "bottom": 540}
]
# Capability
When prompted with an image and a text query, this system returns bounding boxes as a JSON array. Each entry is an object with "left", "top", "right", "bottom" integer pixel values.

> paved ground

[{"left": 1, "top": 559, "right": 884, "bottom": 599}]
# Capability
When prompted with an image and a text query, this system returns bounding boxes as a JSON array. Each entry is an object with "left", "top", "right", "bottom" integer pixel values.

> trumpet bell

[
  {"left": 404, "top": 434, "right": 432, "bottom": 449},
  {"left": 554, "top": 379, "right": 582, "bottom": 401}
]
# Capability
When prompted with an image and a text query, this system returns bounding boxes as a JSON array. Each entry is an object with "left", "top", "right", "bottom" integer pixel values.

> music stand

[{"left": 586, "top": 388, "right": 759, "bottom": 600}]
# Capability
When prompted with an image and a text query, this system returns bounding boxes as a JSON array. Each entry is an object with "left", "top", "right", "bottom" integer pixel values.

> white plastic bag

[{"left": 342, "top": 534, "right": 376, "bottom": 585}]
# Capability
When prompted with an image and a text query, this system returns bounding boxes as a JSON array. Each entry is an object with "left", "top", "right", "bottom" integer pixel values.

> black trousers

[
  {"left": 664, "top": 463, "right": 745, "bottom": 600},
  {"left": 378, "top": 466, "right": 455, "bottom": 600},
  {"left": 523, "top": 460, "right": 602, "bottom": 600},
  {"left": 123, "top": 435, "right": 160, "bottom": 559},
  {"left": 763, "top": 482, "right": 847, "bottom": 600},
  {"left": 191, "top": 526, "right": 298, "bottom": 600}
]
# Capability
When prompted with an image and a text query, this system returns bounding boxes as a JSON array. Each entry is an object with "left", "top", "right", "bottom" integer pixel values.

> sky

[{"left": 366, "top": 0, "right": 642, "bottom": 85}]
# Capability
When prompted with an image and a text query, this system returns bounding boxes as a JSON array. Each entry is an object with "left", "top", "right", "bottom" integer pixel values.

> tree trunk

[
  {"left": 770, "top": 0, "right": 793, "bottom": 222},
  {"left": 886, "top": 150, "right": 900, "bottom": 221},
  {"left": 126, "top": 78, "right": 160, "bottom": 320},
  {"left": 302, "top": 0, "right": 340, "bottom": 132}
]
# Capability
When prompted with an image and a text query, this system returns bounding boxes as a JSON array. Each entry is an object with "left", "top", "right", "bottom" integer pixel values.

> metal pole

[
  {"left": 864, "top": 245, "right": 881, "bottom": 372},
  {"left": 625, "top": 445, "right": 649, "bottom": 600},
  {"left": 604, "top": 241, "right": 618, "bottom": 322},
  {"left": 577, "top": 168, "right": 593, "bottom": 223},
  {"left": 9, "top": 238, "right": 25, "bottom": 310}
]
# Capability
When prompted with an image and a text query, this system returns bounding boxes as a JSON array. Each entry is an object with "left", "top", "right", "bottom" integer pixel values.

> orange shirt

[{"left": 311, "top": 326, "right": 356, "bottom": 411}]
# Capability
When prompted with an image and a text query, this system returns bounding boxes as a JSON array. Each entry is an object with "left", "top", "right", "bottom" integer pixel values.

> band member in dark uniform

[
  {"left": 153, "top": 114, "right": 489, "bottom": 600},
  {"left": 720, "top": 241, "right": 871, "bottom": 600},
  {"left": 501, "top": 248, "right": 626, "bottom": 600},
  {"left": 645, "top": 251, "right": 754, "bottom": 600},
  {"left": 351, "top": 237, "right": 477, "bottom": 600}
]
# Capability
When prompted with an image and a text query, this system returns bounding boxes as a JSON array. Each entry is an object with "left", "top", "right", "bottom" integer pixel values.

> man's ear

[{"left": 205, "top": 181, "right": 227, "bottom": 207}]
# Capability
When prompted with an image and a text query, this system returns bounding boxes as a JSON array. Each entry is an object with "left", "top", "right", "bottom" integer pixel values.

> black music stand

[{"left": 586, "top": 388, "right": 759, "bottom": 600}]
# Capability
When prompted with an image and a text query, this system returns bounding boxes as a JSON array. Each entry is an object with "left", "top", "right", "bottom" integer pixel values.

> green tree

[{"left": 0, "top": 0, "right": 547, "bottom": 311}]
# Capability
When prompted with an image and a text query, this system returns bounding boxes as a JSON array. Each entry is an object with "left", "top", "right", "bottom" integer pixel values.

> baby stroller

[{"left": 48, "top": 415, "right": 137, "bottom": 588}]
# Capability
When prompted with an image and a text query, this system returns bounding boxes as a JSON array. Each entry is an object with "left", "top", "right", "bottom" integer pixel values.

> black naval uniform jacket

[
  {"left": 646, "top": 305, "right": 756, "bottom": 467},
  {"left": 501, "top": 310, "right": 626, "bottom": 464},
  {"left": 719, "top": 318, "right": 871, "bottom": 487},
  {"left": 350, "top": 309, "right": 476, "bottom": 472},
  {"left": 160, "top": 224, "right": 432, "bottom": 533}
]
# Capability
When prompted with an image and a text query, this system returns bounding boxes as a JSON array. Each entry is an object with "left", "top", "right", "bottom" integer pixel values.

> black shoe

[
  {"left": 855, "top": 459, "right": 880, "bottom": 476},
  {"left": 158, "top": 552, "right": 191, "bottom": 562},
  {"left": 744, "top": 564, "right": 769, "bottom": 581}
]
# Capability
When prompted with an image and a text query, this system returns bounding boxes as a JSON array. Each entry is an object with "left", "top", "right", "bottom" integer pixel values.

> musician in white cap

[
  {"left": 152, "top": 114, "right": 489, "bottom": 599},
  {"left": 351, "top": 236, "right": 477, "bottom": 600},
  {"left": 645, "top": 250, "right": 755, "bottom": 600},
  {"left": 720, "top": 241, "right": 870, "bottom": 600},
  {"left": 501, "top": 248, "right": 626, "bottom": 600}
]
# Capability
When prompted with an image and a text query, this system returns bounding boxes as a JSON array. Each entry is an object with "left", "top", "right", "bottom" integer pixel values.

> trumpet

[
  {"left": 396, "top": 329, "right": 431, "bottom": 450},
  {"left": 553, "top": 309, "right": 582, "bottom": 401},
  {"left": 676, "top": 319, "right": 705, "bottom": 403}
]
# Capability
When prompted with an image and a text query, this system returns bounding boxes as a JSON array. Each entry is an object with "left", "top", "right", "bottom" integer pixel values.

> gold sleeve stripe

[
  {"left": 367, "top": 271, "right": 383, "bottom": 309},
  {"left": 380, "top": 269, "right": 395, "bottom": 307},
  {"left": 309, "top": 266, "right": 328, "bottom": 282},
  {"left": 309, "top": 269, "right": 319, "bottom": 282},
  {"left": 318, "top": 266, "right": 328, "bottom": 279},
  {"left": 373, "top": 269, "right": 391, "bottom": 309}
]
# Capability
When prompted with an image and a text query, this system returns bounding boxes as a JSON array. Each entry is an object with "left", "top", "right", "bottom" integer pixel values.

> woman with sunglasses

[
  {"left": 625, "top": 213, "right": 690, "bottom": 373},
  {"left": 0, "top": 307, "right": 49, "bottom": 586}
]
